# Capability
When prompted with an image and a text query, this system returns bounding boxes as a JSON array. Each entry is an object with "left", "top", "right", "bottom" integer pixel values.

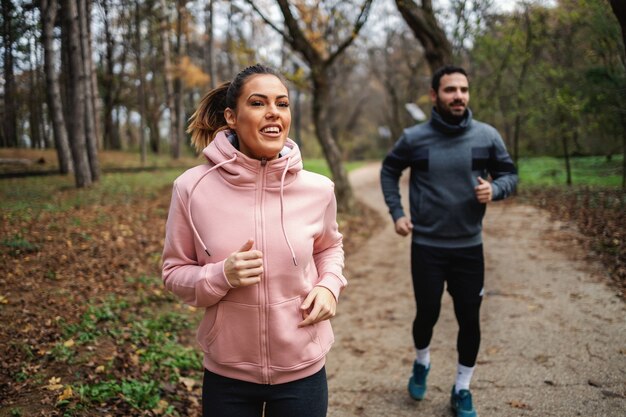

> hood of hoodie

[{"left": 203, "top": 130, "right": 303, "bottom": 187}]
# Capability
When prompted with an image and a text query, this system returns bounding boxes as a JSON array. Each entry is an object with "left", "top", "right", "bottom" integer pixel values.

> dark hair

[
  {"left": 431, "top": 65, "right": 468, "bottom": 93},
  {"left": 187, "top": 64, "right": 286, "bottom": 152}
]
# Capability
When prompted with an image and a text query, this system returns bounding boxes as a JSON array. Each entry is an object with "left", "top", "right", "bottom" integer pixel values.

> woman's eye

[
  {"left": 250, "top": 101, "right": 263, "bottom": 106},
  {"left": 278, "top": 102, "right": 290, "bottom": 108}
]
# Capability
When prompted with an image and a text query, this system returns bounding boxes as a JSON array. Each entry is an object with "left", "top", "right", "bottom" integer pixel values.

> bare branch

[{"left": 327, "top": 0, "right": 374, "bottom": 66}]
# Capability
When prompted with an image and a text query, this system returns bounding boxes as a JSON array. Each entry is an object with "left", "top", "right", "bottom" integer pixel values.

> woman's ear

[{"left": 224, "top": 108, "right": 236, "bottom": 129}]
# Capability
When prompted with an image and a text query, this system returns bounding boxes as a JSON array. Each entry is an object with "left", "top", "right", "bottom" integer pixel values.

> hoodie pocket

[
  {"left": 267, "top": 296, "right": 331, "bottom": 371},
  {"left": 203, "top": 301, "right": 262, "bottom": 365}
]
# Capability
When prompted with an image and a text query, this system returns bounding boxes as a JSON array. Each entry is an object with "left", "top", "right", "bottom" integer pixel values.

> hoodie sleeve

[
  {"left": 313, "top": 184, "right": 347, "bottom": 302},
  {"left": 487, "top": 132, "right": 518, "bottom": 201},
  {"left": 162, "top": 181, "right": 234, "bottom": 307},
  {"left": 380, "top": 134, "right": 412, "bottom": 222}
]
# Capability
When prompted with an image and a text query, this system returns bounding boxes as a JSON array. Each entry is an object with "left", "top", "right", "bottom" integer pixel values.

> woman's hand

[
  {"left": 298, "top": 287, "right": 337, "bottom": 327},
  {"left": 223, "top": 239, "right": 263, "bottom": 287}
]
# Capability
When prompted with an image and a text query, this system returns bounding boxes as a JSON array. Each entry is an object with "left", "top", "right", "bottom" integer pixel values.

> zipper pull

[{"left": 261, "top": 157, "right": 268, "bottom": 166}]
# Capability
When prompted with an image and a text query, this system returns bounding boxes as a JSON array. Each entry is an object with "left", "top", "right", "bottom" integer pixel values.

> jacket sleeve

[
  {"left": 312, "top": 185, "right": 346, "bottom": 302},
  {"left": 161, "top": 182, "right": 233, "bottom": 307},
  {"left": 380, "top": 134, "right": 412, "bottom": 222},
  {"left": 487, "top": 132, "right": 518, "bottom": 201}
]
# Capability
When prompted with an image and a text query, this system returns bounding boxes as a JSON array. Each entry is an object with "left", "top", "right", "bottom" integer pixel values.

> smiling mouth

[{"left": 261, "top": 126, "right": 281, "bottom": 134}]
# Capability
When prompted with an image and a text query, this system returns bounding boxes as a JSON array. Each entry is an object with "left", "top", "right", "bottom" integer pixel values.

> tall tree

[
  {"left": 159, "top": 0, "right": 179, "bottom": 157},
  {"left": 171, "top": 0, "right": 186, "bottom": 159},
  {"left": 41, "top": 0, "right": 72, "bottom": 173},
  {"left": 78, "top": 0, "right": 100, "bottom": 179},
  {"left": 61, "top": 0, "right": 92, "bottom": 187},
  {"left": 27, "top": 22, "right": 44, "bottom": 148},
  {"left": 100, "top": 0, "right": 120, "bottom": 150},
  {"left": 204, "top": 0, "right": 216, "bottom": 89},
  {"left": 246, "top": 0, "right": 374, "bottom": 212},
  {"left": 1, "top": 0, "right": 17, "bottom": 147},
  {"left": 394, "top": 0, "right": 452, "bottom": 72},
  {"left": 133, "top": 0, "right": 148, "bottom": 164}
]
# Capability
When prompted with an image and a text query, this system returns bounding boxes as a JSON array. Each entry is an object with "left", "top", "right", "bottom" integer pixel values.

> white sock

[
  {"left": 455, "top": 364, "right": 475, "bottom": 393},
  {"left": 415, "top": 347, "right": 430, "bottom": 367}
]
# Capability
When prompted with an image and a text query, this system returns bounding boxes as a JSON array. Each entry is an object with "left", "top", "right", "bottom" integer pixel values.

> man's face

[{"left": 430, "top": 73, "right": 470, "bottom": 121}]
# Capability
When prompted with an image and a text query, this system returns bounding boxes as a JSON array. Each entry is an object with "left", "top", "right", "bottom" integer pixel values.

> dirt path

[{"left": 326, "top": 163, "right": 626, "bottom": 417}]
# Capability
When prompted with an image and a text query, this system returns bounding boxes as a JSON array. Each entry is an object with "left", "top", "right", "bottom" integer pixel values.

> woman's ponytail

[{"left": 187, "top": 81, "right": 230, "bottom": 153}]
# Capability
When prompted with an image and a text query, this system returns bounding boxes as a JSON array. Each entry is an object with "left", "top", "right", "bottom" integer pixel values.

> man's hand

[
  {"left": 299, "top": 287, "right": 337, "bottom": 327},
  {"left": 223, "top": 239, "right": 263, "bottom": 287},
  {"left": 394, "top": 216, "right": 413, "bottom": 236},
  {"left": 475, "top": 177, "right": 493, "bottom": 203}
]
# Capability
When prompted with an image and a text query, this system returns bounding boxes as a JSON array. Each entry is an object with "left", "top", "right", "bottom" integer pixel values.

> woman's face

[{"left": 224, "top": 74, "right": 291, "bottom": 160}]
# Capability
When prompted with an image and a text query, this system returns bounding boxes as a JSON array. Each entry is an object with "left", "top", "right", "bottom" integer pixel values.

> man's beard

[{"left": 436, "top": 97, "right": 466, "bottom": 125}]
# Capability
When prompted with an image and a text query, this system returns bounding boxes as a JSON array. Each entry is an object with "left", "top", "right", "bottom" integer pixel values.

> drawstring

[
  {"left": 279, "top": 154, "right": 298, "bottom": 266},
  {"left": 188, "top": 151, "right": 297, "bottom": 266},
  {"left": 187, "top": 154, "right": 238, "bottom": 256}
]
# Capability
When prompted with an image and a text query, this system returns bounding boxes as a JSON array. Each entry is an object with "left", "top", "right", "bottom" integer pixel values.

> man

[{"left": 380, "top": 65, "right": 518, "bottom": 417}]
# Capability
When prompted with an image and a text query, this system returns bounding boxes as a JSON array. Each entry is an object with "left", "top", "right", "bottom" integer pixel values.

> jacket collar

[
  {"left": 202, "top": 130, "right": 303, "bottom": 187},
  {"left": 430, "top": 107, "right": 473, "bottom": 135}
]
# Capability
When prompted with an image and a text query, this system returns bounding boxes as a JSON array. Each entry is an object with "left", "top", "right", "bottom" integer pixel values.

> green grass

[
  {"left": 0, "top": 158, "right": 363, "bottom": 218},
  {"left": 303, "top": 159, "right": 365, "bottom": 178},
  {"left": 518, "top": 155, "right": 623, "bottom": 187},
  {"left": 0, "top": 168, "right": 187, "bottom": 215},
  {"left": 55, "top": 289, "right": 200, "bottom": 414}
]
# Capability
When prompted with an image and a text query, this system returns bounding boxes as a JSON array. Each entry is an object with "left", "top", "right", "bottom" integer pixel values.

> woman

[{"left": 161, "top": 64, "right": 346, "bottom": 417}]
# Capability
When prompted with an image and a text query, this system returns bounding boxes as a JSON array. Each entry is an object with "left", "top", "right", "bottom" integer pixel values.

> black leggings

[
  {"left": 410, "top": 243, "right": 484, "bottom": 367},
  {"left": 202, "top": 367, "right": 328, "bottom": 417}
]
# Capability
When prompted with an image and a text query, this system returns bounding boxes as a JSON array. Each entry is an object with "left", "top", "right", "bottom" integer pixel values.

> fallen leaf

[
  {"left": 63, "top": 339, "right": 75, "bottom": 348},
  {"left": 179, "top": 376, "right": 196, "bottom": 391},
  {"left": 508, "top": 400, "right": 532, "bottom": 409},
  {"left": 45, "top": 377, "right": 63, "bottom": 391},
  {"left": 152, "top": 399, "right": 169, "bottom": 414},
  {"left": 58, "top": 385, "right": 73, "bottom": 401}
]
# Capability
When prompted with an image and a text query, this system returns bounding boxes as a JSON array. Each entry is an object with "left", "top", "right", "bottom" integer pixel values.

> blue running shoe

[
  {"left": 407, "top": 362, "right": 429, "bottom": 400},
  {"left": 450, "top": 385, "right": 478, "bottom": 417}
]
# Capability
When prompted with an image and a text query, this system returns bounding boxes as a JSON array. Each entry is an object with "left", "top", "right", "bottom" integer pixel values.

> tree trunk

[
  {"left": 86, "top": 0, "right": 102, "bottom": 150},
  {"left": 42, "top": 0, "right": 72, "bottom": 173},
  {"left": 205, "top": 0, "right": 215, "bottom": 89},
  {"left": 394, "top": 0, "right": 453, "bottom": 73},
  {"left": 78, "top": 0, "right": 100, "bottom": 180},
  {"left": 62, "top": 0, "right": 92, "bottom": 187},
  {"left": 101, "top": 0, "right": 116, "bottom": 150},
  {"left": 148, "top": 113, "right": 160, "bottom": 154},
  {"left": 134, "top": 0, "right": 147, "bottom": 164},
  {"left": 2, "top": 0, "right": 17, "bottom": 147},
  {"left": 312, "top": 71, "right": 354, "bottom": 213},
  {"left": 622, "top": 117, "right": 626, "bottom": 189},
  {"left": 172, "top": 0, "right": 185, "bottom": 159},
  {"left": 159, "top": 0, "right": 179, "bottom": 157},
  {"left": 28, "top": 34, "right": 44, "bottom": 148},
  {"left": 562, "top": 127, "right": 572, "bottom": 186}
]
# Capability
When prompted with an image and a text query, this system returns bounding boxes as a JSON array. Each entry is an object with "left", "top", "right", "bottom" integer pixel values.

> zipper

[{"left": 257, "top": 157, "right": 270, "bottom": 383}]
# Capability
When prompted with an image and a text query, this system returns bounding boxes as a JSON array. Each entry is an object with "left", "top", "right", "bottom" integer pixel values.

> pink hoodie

[{"left": 162, "top": 130, "right": 346, "bottom": 385}]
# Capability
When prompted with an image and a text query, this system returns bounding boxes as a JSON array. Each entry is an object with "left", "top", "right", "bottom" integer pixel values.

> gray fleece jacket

[{"left": 380, "top": 108, "right": 518, "bottom": 248}]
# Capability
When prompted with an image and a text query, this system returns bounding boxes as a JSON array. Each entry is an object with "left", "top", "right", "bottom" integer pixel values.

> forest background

[{"left": 0, "top": 0, "right": 625, "bottom": 416}]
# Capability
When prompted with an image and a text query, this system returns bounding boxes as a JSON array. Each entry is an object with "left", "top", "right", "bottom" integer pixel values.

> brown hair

[{"left": 187, "top": 64, "right": 286, "bottom": 153}]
